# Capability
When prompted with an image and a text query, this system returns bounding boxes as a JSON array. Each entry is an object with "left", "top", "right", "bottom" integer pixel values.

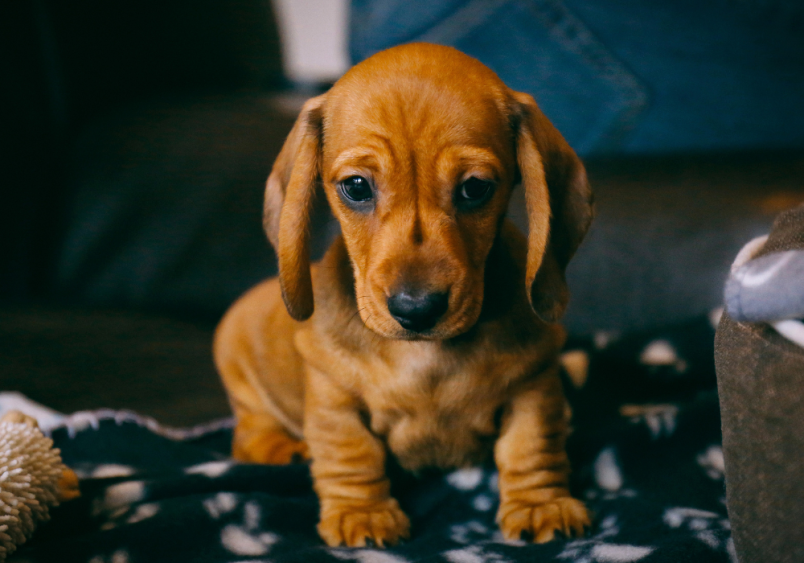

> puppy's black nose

[{"left": 387, "top": 290, "right": 449, "bottom": 332}]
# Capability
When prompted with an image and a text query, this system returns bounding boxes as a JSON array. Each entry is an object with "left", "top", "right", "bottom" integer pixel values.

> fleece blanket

[{"left": 13, "top": 314, "right": 733, "bottom": 563}]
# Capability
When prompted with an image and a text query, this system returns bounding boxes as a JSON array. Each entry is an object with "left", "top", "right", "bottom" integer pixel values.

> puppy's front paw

[
  {"left": 318, "top": 498, "right": 410, "bottom": 547},
  {"left": 498, "top": 497, "right": 590, "bottom": 543}
]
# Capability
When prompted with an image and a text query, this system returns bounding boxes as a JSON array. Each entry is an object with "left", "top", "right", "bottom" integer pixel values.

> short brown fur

[{"left": 215, "top": 43, "right": 593, "bottom": 547}]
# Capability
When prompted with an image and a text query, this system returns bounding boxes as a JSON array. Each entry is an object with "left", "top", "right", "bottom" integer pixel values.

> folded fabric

[
  {"left": 725, "top": 248, "right": 804, "bottom": 323},
  {"left": 723, "top": 203, "right": 804, "bottom": 352}
]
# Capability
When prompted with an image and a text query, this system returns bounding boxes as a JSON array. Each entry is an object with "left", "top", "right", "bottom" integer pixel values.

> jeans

[{"left": 350, "top": 0, "right": 804, "bottom": 156}]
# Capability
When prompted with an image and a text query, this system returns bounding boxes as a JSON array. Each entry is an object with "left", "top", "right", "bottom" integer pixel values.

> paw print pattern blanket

[{"left": 18, "top": 315, "right": 731, "bottom": 563}]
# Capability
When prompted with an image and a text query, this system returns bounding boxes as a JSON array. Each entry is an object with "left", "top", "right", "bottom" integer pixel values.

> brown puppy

[{"left": 214, "top": 43, "right": 593, "bottom": 547}]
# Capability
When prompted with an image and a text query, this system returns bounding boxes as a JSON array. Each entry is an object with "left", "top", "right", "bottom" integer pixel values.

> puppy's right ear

[{"left": 263, "top": 94, "right": 326, "bottom": 321}]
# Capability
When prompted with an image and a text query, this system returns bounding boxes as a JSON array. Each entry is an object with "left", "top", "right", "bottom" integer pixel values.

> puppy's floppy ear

[
  {"left": 263, "top": 94, "right": 326, "bottom": 321},
  {"left": 510, "top": 91, "right": 594, "bottom": 323}
]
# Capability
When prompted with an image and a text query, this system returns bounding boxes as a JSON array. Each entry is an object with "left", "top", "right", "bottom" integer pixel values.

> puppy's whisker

[
  {"left": 362, "top": 313, "right": 375, "bottom": 334},
  {"left": 345, "top": 306, "right": 368, "bottom": 328}
]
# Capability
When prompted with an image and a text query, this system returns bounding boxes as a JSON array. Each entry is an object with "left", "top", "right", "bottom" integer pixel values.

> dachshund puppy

[{"left": 214, "top": 42, "right": 593, "bottom": 547}]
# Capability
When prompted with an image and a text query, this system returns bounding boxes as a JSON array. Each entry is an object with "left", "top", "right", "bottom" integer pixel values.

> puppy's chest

[{"left": 361, "top": 349, "right": 514, "bottom": 470}]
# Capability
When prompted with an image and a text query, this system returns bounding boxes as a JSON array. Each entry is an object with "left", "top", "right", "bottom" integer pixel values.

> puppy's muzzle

[{"left": 387, "top": 289, "right": 449, "bottom": 332}]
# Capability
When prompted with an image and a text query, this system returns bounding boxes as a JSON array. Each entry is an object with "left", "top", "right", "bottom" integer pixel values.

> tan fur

[{"left": 214, "top": 43, "right": 593, "bottom": 547}]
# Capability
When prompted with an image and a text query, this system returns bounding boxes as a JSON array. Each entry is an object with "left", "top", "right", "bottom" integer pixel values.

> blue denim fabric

[{"left": 350, "top": 0, "right": 804, "bottom": 155}]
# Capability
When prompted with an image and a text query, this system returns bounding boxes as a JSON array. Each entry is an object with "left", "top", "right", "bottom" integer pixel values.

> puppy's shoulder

[
  {"left": 213, "top": 276, "right": 304, "bottom": 378},
  {"left": 214, "top": 279, "right": 281, "bottom": 351}
]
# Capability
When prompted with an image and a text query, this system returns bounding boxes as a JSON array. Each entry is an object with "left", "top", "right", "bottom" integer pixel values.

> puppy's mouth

[{"left": 390, "top": 325, "right": 447, "bottom": 341}]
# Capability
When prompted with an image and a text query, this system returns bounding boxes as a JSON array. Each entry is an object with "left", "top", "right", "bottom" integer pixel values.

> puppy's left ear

[
  {"left": 511, "top": 91, "right": 594, "bottom": 323},
  {"left": 263, "top": 94, "right": 326, "bottom": 321}
]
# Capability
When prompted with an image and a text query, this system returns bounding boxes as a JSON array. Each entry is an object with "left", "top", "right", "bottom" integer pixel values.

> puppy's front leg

[
  {"left": 305, "top": 366, "right": 410, "bottom": 548},
  {"left": 495, "top": 366, "right": 590, "bottom": 543}
]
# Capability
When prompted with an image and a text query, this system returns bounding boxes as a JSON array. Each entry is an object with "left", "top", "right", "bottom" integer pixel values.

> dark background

[{"left": 2, "top": 0, "right": 803, "bottom": 424}]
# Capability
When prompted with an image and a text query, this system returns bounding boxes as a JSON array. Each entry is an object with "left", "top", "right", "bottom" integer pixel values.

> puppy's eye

[
  {"left": 456, "top": 177, "right": 494, "bottom": 208},
  {"left": 339, "top": 176, "right": 373, "bottom": 203}
]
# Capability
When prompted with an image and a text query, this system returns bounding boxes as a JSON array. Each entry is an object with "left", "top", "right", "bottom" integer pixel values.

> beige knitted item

[{"left": 0, "top": 411, "right": 78, "bottom": 562}]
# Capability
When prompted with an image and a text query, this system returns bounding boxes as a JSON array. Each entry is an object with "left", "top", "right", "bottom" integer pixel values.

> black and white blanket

[{"left": 17, "top": 314, "right": 732, "bottom": 563}]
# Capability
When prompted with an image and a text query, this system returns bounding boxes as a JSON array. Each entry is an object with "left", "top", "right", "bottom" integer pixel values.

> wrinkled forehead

[{"left": 322, "top": 66, "right": 514, "bottom": 162}]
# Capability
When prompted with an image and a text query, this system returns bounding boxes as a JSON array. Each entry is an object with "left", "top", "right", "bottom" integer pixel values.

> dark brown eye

[
  {"left": 456, "top": 177, "right": 494, "bottom": 208},
  {"left": 339, "top": 176, "right": 373, "bottom": 202}
]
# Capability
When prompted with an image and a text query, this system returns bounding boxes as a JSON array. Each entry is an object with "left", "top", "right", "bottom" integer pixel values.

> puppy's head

[{"left": 264, "top": 43, "right": 592, "bottom": 339}]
